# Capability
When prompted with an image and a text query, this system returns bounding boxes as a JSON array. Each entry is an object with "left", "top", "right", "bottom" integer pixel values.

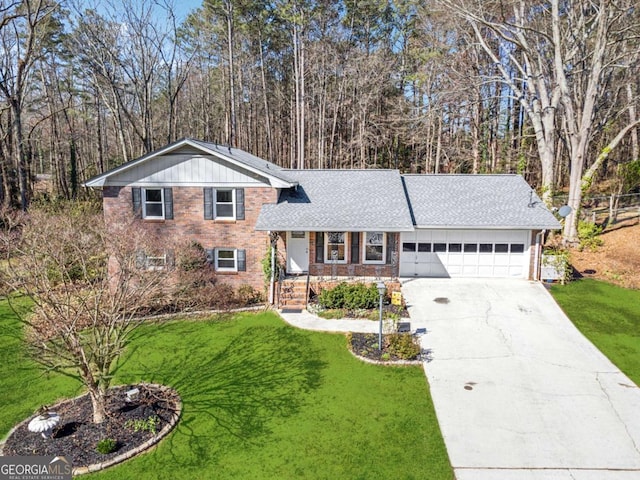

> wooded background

[{"left": 1, "top": 0, "right": 639, "bottom": 240}]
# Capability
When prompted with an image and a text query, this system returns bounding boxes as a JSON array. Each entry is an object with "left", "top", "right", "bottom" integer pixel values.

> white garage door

[{"left": 399, "top": 229, "right": 531, "bottom": 278}]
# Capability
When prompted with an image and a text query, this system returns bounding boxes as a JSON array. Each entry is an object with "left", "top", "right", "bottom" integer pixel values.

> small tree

[{"left": 0, "top": 206, "right": 171, "bottom": 424}]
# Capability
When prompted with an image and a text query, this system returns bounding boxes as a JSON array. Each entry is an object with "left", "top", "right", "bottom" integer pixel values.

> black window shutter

[
  {"left": 203, "top": 188, "right": 213, "bottom": 220},
  {"left": 386, "top": 233, "right": 395, "bottom": 264},
  {"left": 236, "top": 188, "right": 245, "bottom": 220},
  {"left": 205, "top": 248, "right": 214, "bottom": 265},
  {"left": 132, "top": 187, "right": 141, "bottom": 217},
  {"left": 351, "top": 232, "right": 360, "bottom": 264},
  {"left": 237, "top": 249, "right": 246, "bottom": 271},
  {"left": 163, "top": 188, "right": 173, "bottom": 220},
  {"left": 315, "top": 232, "right": 324, "bottom": 263}
]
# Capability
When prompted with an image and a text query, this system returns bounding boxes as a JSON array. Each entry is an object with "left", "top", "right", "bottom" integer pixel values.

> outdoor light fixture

[{"left": 377, "top": 281, "right": 386, "bottom": 351}]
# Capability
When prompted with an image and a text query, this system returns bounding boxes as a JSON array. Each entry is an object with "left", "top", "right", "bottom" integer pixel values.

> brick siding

[{"left": 103, "top": 185, "right": 277, "bottom": 291}]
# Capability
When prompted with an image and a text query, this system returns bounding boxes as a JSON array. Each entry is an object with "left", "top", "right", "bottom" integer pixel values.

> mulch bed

[
  {"left": 348, "top": 332, "right": 428, "bottom": 363},
  {"left": 2, "top": 384, "right": 180, "bottom": 470}
]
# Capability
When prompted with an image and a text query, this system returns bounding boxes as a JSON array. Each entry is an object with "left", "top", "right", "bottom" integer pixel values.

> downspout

[
  {"left": 533, "top": 230, "right": 545, "bottom": 281},
  {"left": 269, "top": 232, "right": 276, "bottom": 305}
]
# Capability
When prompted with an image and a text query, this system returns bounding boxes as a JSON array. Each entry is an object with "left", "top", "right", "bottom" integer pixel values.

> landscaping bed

[
  {"left": 2, "top": 384, "right": 180, "bottom": 473},
  {"left": 348, "top": 332, "right": 427, "bottom": 363}
]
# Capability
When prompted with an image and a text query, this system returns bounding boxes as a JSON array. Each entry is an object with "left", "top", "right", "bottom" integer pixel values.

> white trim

[
  {"left": 142, "top": 187, "right": 164, "bottom": 219},
  {"left": 215, "top": 248, "right": 238, "bottom": 272},
  {"left": 324, "top": 231, "right": 348, "bottom": 264},
  {"left": 214, "top": 189, "right": 236, "bottom": 220},
  {"left": 145, "top": 253, "right": 167, "bottom": 270},
  {"left": 362, "top": 231, "right": 386, "bottom": 264}
]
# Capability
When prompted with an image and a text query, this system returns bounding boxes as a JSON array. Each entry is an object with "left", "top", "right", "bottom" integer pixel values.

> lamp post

[{"left": 376, "top": 281, "right": 386, "bottom": 351}]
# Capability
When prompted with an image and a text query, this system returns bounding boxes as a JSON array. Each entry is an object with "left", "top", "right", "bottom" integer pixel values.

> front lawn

[
  {"left": 551, "top": 279, "right": 640, "bottom": 385},
  {"left": 0, "top": 302, "right": 452, "bottom": 479}
]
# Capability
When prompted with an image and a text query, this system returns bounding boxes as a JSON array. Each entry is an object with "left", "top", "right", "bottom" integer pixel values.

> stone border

[
  {"left": 345, "top": 336, "right": 425, "bottom": 366},
  {"left": 0, "top": 383, "right": 182, "bottom": 476}
]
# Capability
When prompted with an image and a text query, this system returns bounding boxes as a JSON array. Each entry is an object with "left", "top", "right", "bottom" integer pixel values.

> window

[
  {"left": 204, "top": 188, "right": 245, "bottom": 220},
  {"left": 479, "top": 243, "right": 493, "bottom": 253},
  {"left": 495, "top": 243, "right": 509, "bottom": 253},
  {"left": 146, "top": 253, "right": 167, "bottom": 270},
  {"left": 215, "top": 248, "right": 237, "bottom": 271},
  {"left": 325, "top": 232, "right": 347, "bottom": 263},
  {"left": 448, "top": 243, "right": 462, "bottom": 253},
  {"left": 434, "top": 243, "right": 447, "bottom": 252},
  {"left": 136, "top": 250, "right": 174, "bottom": 270},
  {"left": 363, "top": 231, "right": 385, "bottom": 263},
  {"left": 133, "top": 187, "right": 172, "bottom": 220},
  {"left": 510, "top": 243, "right": 525, "bottom": 253},
  {"left": 402, "top": 242, "right": 416, "bottom": 252},
  {"left": 418, "top": 243, "right": 431, "bottom": 252},
  {"left": 464, "top": 243, "right": 478, "bottom": 252},
  {"left": 143, "top": 188, "right": 164, "bottom": 219},
  {"left": 215, "top": 189, "right": 235, "bottom": 218}
]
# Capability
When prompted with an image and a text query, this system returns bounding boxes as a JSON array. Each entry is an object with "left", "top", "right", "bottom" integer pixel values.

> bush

[
  {"left": 577, "top": 221, "right": 603, "bottom": 251},
  {"left": 318, "top": 282, "right": 379, "bottom": 310},
  {"left": 96, "top": 438, "right": 117, "bottom": 454},
  {"left": 235, "top": 284, "right": 263, "bottom": 305},
  {"left": 177, "top": 241, "right": 207, "bottom": 271},
  {"left": 385, "top": 333, "right": 421, "bottom": 360},
  {"left": 124, "top": 415, "right": 160, "bottom": 435}
]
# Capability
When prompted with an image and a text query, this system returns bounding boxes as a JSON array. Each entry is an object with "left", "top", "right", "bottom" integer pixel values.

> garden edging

[{"left": 0, "top": 383, "right": 182, "bottom": 475}]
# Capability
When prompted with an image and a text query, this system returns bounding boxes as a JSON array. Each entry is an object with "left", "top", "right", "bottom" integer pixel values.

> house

[{"left": 85, "top": 138, "right": 560, "bottom": 299}]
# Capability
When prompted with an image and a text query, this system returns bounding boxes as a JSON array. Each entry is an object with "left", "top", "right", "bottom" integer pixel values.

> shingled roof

[
  {"left": 401, "top": 174, "right": 561, "bottom": 229},
  {"left": 255, "top": 170, "right": 415, "bottom": 232}
]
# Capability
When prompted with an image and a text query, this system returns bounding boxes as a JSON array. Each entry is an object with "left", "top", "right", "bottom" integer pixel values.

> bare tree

[
  {"left": 439, "top": 0, "right": 640, "bottom": 242},
  {"left": 0, "top": 0, "right": 59, "bottom": 209},
  {"left": 1, "top": 206, "right": 172, "bottom": 424}
]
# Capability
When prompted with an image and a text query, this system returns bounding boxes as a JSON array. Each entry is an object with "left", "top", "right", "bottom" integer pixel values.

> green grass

[
  {"left": 0, "top": 299, "right": 79, "bottom": 435},
  {"left": 551, "top": 279, "right": 640, "bottom": 385},
  {"left": 0, "top": 302, "right": 452, "bottom": 479}
]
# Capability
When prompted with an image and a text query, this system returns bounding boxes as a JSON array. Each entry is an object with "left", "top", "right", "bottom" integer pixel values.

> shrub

[
  {"left": 577, "top": 221, "right": 603, "bottom": 251},
  {"left": 177, "top": 241, "right": 207, "bottom": 271},
  {"left": 318, "top": 282, "right": 379, "bottom": 310},
  {"left": 235, "top": 284, "right": 263, "bottom": 305},
  {"left": 385, "top": 333, "right": 421, "bottom": 360},
  {"left": 96, "top": 438, "right": 117, "bottom": 454},
  {"left": 124, "top": 415, "right": 160, "bottom": 435}
]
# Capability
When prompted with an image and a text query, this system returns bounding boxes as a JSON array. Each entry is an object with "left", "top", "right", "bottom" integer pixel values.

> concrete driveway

[{"left": 401, "top": 278, "right": 640, "bottom": 480}]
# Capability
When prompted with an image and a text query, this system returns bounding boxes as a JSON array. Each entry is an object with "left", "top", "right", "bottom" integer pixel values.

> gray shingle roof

[
  {"left": 255, "top": 170, "right": 415, "bottom": 231},
  {"left": 402, "top": 174, "right": 561, "bottom": 229}
]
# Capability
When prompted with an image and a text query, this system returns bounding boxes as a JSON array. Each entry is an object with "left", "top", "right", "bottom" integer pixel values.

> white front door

[{"left": 287, "top": 231, "right": 309, "bottom": 273}]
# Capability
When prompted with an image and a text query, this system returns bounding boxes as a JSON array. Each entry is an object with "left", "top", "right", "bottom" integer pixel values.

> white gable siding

[{"left": 104, "top": 154, "right": 269, "bottom": 187}]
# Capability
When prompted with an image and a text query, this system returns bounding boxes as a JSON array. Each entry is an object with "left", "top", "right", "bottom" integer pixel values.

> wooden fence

[{"left": 552, "top": 193, "right": 640, "bottom": 226}]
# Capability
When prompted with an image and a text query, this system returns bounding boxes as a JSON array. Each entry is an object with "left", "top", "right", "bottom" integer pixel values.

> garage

[{"left": 399, "top": 229, "right": 531, "bottom": 278}]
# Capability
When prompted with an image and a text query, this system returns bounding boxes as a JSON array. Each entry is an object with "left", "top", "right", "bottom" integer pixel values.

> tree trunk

[{"left": 88, "top": 384, "right": 107, "bottom": 424}]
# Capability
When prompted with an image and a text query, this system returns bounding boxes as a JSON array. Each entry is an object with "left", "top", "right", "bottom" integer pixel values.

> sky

[{"left": 170, "top": 0, "right": 202, "bottom": 22}]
